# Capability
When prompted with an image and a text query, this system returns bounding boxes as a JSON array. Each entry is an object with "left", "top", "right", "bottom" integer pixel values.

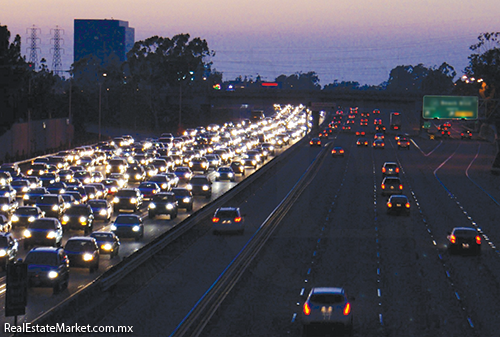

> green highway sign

[{"left": 423, "top": 95, "right": 478, "bottom": 120}]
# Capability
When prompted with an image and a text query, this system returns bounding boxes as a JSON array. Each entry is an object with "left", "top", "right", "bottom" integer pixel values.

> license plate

[
  {"left": 462, "top": 243, "right": 470, "bottom": 248},
  {"left": 396, "top": 203, "right": 402, "bottom": 207}
]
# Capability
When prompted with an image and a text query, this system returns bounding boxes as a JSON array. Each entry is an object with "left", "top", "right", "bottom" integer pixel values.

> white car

[
  {"left": 212, "top": 207, "right": 244, "bottom": 234},
  {"left": 302, "top": 287, "right": 353, "bottom": 335}
]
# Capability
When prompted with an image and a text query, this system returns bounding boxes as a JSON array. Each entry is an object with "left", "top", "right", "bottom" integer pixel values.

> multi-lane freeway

[{"left": 5, "top": 106, "right": 500, "bottom": 337}]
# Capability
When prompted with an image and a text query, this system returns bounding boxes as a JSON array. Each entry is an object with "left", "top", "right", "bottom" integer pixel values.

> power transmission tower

[
  {"left": 26, "top": 25, "right": 41, "bottom": 69},
  {"left": 51, "top": 26, "right": 64, "bottom": 75}
]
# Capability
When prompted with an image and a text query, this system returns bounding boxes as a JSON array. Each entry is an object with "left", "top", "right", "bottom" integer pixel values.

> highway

[{"left": 6, "top": 107, "right": 500, "bottom": 337}]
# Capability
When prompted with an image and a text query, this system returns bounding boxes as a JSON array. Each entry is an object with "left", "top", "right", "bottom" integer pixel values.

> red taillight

[
  {"left": 343, "top": 302, "right": 351, "bottom": 315},
  {"left": 212, "top": 217, "right": 220, "bottom": 223},
  {"left": 387, "top": 202, "right": 392, "bottom": 208},
  {"left": 395, "top": 168, "right": 400, "bottom": 173},
  {"left": 340, "top": 150, "right": 344, "bottom": 153},
  {"left": 381, "top": 143, "right": 385, "bottom": 146},
  {"left": 476, "top": 236, "right": 481, "bottom": 244},
  {"left": 399, "top": 184, "right": 403, "bottom": 190},
  {"left": 234, "top": 217, "right": 242, "bottom": 223},
  {"left": 381, "top": 184, "right": 385, "bottom": 189},
  {"left": 450, "top": 235, "right": 456, "bottom": 244},
  {"left": 310, "top": 141, "right": 313, "bottom": 145},
  {"left": 382, "top": 167, "right": 386, "bottom": 173},
  {"left": 303, "top": 302, "right": 311, "bottom": 315},
  {"left": 406, "top": 203, "right": 410, "bottom": 208}
]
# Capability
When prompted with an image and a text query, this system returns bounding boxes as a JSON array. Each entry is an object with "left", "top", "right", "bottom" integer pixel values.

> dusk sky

[{"left": 2, "top": 0, "right": 499, "bottom": 85}]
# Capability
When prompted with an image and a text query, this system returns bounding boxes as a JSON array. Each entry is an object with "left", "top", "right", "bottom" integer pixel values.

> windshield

[
  {"left": 29, "top": 219, "right": 56, "bottom": 229},
  {"left": 65, "top": 206, "right": 90, "bottom": 215},
  {"left": 65, "top": 240, "right": 95, "bottom": 252},
  {"left": 16, "top": 207, "right": 38, "bottom": 216},
  {"left": 25, "top": 251, "right": 58, "bottom": 266},
  {"left": 115, "top": 215, "right": 140, "bottom": 224}
]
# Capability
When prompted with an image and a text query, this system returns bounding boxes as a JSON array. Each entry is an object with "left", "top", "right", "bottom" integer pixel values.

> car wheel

[{"left": 188, "top": 205, "right": 193, "bottom": 212}]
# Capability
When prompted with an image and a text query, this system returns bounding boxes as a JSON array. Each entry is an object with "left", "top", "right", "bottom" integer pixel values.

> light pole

[{"left": 98, "top": 73, "right": 107, "bottom": 141}]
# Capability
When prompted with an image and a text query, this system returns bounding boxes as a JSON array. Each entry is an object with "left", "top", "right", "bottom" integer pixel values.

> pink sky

[{"left": 2, "top": 0, "right": 499, "bottom": 85}]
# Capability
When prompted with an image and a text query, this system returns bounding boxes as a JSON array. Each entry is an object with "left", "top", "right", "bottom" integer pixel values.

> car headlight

[
  {"left": 215, "top": 172, "right": 220, "bottom": 177},
  {"left": 202, "top": 185, "right": 209, "bottom": 191},
  {"left": 113, "top": 197, "right": 119, "bottom": 203},
  {"left": 252, "top": 160, "right": 256, "bottom": 165},
  {"left": 182, "top": 197, "right": 190, "bottom": 203},
  {"left": 23, "top": 194, "right": 29, "bottom": 200},
  {"left": 161, "top": 183, "right": 168, "bottom": 189},
  {"left": 166, "top": 203, "right": 174, "bottom": 210},
  {"left": 228, "top": 173, "right": 234, "bottom": 177},
  {"left": 48, "top": 271, "right": 59, "bottom": 279},
  {"left": 135, "top": 174, "right": 141, "bottom": 180},
  {"left": 130, "top": 198, "right": 137, "bottom": 204},
  {"left": 79, "top": 216, "right": 87, "bottom": 223},
  {"left": 132, "top": 225, "right": 140, "bottom": 232},
  {"left": 62, "top": 215, "right": 69, "bottom": 222},
  {"left": 149, "top": 203, "right": 156, "bottom": 209},
  {"left": 1, "top": 205, "right": 8, "bottom": 211},
  {"left": 83, "top": 253, "right": 94, "bottom": 261},
  {"left": 52, "top": 205, "right": 59, "bottom": 211},
  {"left": 24, "top": 229, "right": 32, "bottom": 238},
  {"left": 99, "top": 209, "right": 107, "bottom": 216},
  {"left": 102, "top": 243, "right": 112, "bottom": 251},
  {"left": 22, "top": 186, "right": 29, "bottom": 192},
  {"left": 186, "top": 184, "right": 192, "bottom": 190},
  {"left": 0, "top": 249, "right": 6, "bottom": 257},
  {"left": 12, "top": 215, "right": 19, "bottom": 222},
  {"left": 124, "top": 174, "right": 130, "bottom": 180},
  {"left": 46, "top": 231, "right": 57, "bottom": 239}
]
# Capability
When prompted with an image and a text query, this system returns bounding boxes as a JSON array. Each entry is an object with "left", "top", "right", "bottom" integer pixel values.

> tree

[
  {"left": 275, "top": 71, "right": 321, "bottom": 90},
  {"left": 465, "top": 32, "right": 500, "bottom": 93}
]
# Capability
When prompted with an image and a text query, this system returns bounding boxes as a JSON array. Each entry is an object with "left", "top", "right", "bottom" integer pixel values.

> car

[
  {"left": 309, "top": 138, "right": 322, "bottom": 146},
  {"left": 302, "top": 287, "right": 353, "bottom": 335},
  {"left": 173, "top": 167, "right": 193, "bottom": 183},
  {"left": 331, "top": 147, "right": 345, "bottom": 157},
  {"left": 0, "top": 195, "right": 18, "bottom": 216},
  {"left": 26, "top": 162, "right": 49, "bottom": 177},
  {"left": 23, "top": 217, "right": 64, "bottom": 250},
  {"left": 64, "top": 236, "right": 100, "bottom": 273},
  {"left": 22, "top": 187, "right": 49, "bottom": 206},
  {"left": 355, "top": 130, "right": 365, "bottom": 136},
  {"left": 24, "top": 246, "right": 70, "bottom": 294},
  {"left": 187, "top": 175, "right": 212, "bottom": 198},
  {"left": 188, "top": 157, "right": 210, "bottom": 174},
  {"left": 171, "top": 187, "right": 194, "bottom": 211},
  {"left": 10, "top": 179, "right": 31, "bottom": 198},
  {"left": 375, "top": 124, "right": 386, "bottom": 133},
  {"left": 47, "top": 181, "right": 67, "bottom": 195},
  {"left": 381, "top": 177, "right": 403, "bottom": 196},
  {"left": 461, "top": 130, "right": 472, "bottom": 139},
  {"left": 382, "top": 162, "right": 400, "bottom": 176},
  {"left": 386, "top": 195, "right": 411, "bottom": 216},
  {"left": 212, "top": 207, "right": 245, "bottom": 234},
  {"left": 148, "top": 174, "right": 172, "bottom": 192},
  {"left": 397, "top": 137, "right": 411, "bottom": 150},
  {"left": 215, "top": 166, "right": 236, "bottom": 182},
  {"left": 90, "top": 231, "right": 121, "bottom": 257},
  {"left": 447, "top": 227, "right": 481, "bottom": 255},
  {"left": 0, "top": 232, "right": 18, "bottom": 270},
  {"left": 356, "top": 138, "right": 369, "bottom": 147},
  {"left": 126, "top": 165, "right": 146, "bottom": 183},
  {"left": 138, "top": 182, "right": 161, "bottom": 199},
  {"left": 372, "top": 139, "right": 385, "bottom": 149},
  {"left": 88, "top": 183, "right": 108, "bottom": 199},
  {"left": 88, "top": 199, "right": 113, "bottom": 222},
  {"left": 0, "top": 185, "right": 16, "bottom": 199},
  {"left": 230, "top": 160, "right": 246, "bottom": 176},
  {"left": 74, "top": 170, "right": 94, "bottom": 184},
  {"left": 112, "top": 188, "right": 143, "bottom": 213},
  {"left": 61, "top": 204, "right": 94, "bottom": 234},
  {"left": 102, "top": 178, "right": 121, "bottom": 195},
  {"left": 164, "top": 173, "right": 180, "bottom": 188},
  {"left": 148, "top": 192, "right": 178, "bottom": 219},
  {"left": 0, "top": 214, "right": 12, "bottom": 232},
  {"left": 110, "top": 214, "right": 144, "bottom": 241},
  {"left": 11, "top": 206, "right": 45, "bottom": 228},
  {"left": 34, "top": 194, "right": 67, "bottom": 219},
  {"left": 58, "top": 169, "right": 75, "bottom": 183}
]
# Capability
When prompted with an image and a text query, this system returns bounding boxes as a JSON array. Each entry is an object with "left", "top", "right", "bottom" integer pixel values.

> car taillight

[
  {"left": 212, "top": 217, "right": 220, "bottom": 223},
  {"left": 476, "top": 236, "right": 481, "bottom": 244},
  {"left": 234, "top": 217, "right": 242, "bottom": 222},
  {"left": 309, "top": 141, "right": 313, "bottom": 145},
  {"left": 343, "top": 302, "right": 351, "bottom": 315},
  {"left": 382, "top": 143, "right": 385, "bottom": 146},
  {"left": 303, "top": 302, "right": 311, "bottom": 315},
  {"left": 450, "top": 235, "right": 456, "bottom": 244},
  {"left": 399, "top": 184, "right": 403, "bottom": 190},
  {"left": 381, "top": 184, "right": 385, "bottom": 189},
  {"left": 406, "top": 203, "right": 410, "bottom": 208},
  {"left": 387, "top": 202, "right": 392, "bottom": 208},
  {"left": 382, "top": 167, "right": 386, "bottom": 173},
  {"left": 395, "top": 168, "right": 400, "bottom": 173},
  {"left": 340, "top": 150, "right": 344, "bottom": 153}
]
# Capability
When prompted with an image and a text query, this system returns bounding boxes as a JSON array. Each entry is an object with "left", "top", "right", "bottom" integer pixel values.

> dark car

[
  {"left": 356, "top": 138, "right": 369, "bottom": 147},
  {"left": 61, "top": 204, "right": 94, "bottom": 234},
  {"left": 90, "top": 231, "right": 120, "bottom": 257},
  {"left": 64, "top": 236, "right": 100, "bottom": 273},
  {"left": 22, "top": 187, "right": 49, "bottom": 206},
  {"left": 0, "top": 195, "right": 18, "bottom": 216},
  {"left": 148, "top": 192, "right": 178, "bottom": 219},
  {"left": 382, "top": 162, "right": 400, "bottom": 176},
  {"left": 215, "top": 166, "right": 236, "bottom": 182},
  {"left": 187, "top": 175, "right": 212, "bottom": 199},
  {"left": 0, "top": 185, "right": 16, "bottom": 199},
  {"left": 189, "top": 157, "right": 209, "bottom": 174},
  {"left": 331, "top": 147, "right": 345, "bottom": 157},
  {"left": 73, "top": 170, "right": 93, "bottom": 184},
  {"left": 0, "top": 232, "right": 18, "bottom": 270},
  {"left": 173, "top": 167, "right": 193, "bottom": 182},
  {"left": 23, "top": 218, "right": 64, "bottom": 250},
  {"left": 171, "top": 187, "right": 194, "bottom": 211},
  {"left": 397, "top": 137, "right": 411, "bottom": 150},
  {"left": 26, "top": 163, "right": 48, "bottom": 177},
  {"left": 309, "top": 138, "right": 322, "bottom": 147},
  {"left": 138, "top": 182, "right": 161, "bottom": 199},
  {"left": 102, "top": 178, "right": 121, "bottom": 195},
  {"left": 110, "top": 214, "right": 144, "bottom": 241},
  {"left": 461, "top": 130, "right": 472, "bottom": 139},
  {"left": 447, "top": 227, "right": 481, "bottom": 255},
  {"left": 11, "top": 206, "right": 45, "bottom": 228},
  {"left": 39, "top": 172, "right": 60, "bottom": 187},
  {"left": 34, "top": 194, "right": 66, "bottom": 219},
  {"left": 386, "top": 195, "right": 411, "bottom": 216},
  {"left": 126, "top": 165, "right": 146, "bottom": 183},
  {"left": 88, "top": 199, "right": 113, "bottom": 222},
  {"left": 47, "top": 181, "right": 67, "bottom": 195},
  {"left": 381, "top": 177, "right": 403, "bottom": 196},
  {"left": 112, "top": 188, "right": 143, "bottom": 213},
  {"left": 373, "top": 139, "right": 385, "bottom": 149},
  {"left": 212, "top": 207, "right": 244, "bottom": 234},
  {"left": 148, "top": 174, "right": 172, "bottom": 192},
  {"left": 0, "top": 214, "right": 12, "bottom": 232},
  {"left": 10, "top": 179, "right": 31, "bottom": 199},
  {"left": 25, "top": 247, "right": 69, "bottom": 294}
]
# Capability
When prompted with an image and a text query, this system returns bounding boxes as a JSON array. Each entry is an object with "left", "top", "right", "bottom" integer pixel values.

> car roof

[
  {"left": 28, "top": 246, "right": 61, "bottom": 253},
  {"left": 66, "top": 236, "right": 95, "bottom": 242},
  {"left": 452, "top": 227, "right": 477, "bottom": 232},
  {"left": 311, "top": 287, "right": 344, "bottom": 295}
]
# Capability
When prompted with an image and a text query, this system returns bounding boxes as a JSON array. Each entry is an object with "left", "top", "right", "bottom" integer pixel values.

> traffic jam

[{"left": 0, "top": 104, "right": 308, "bottom": 296}]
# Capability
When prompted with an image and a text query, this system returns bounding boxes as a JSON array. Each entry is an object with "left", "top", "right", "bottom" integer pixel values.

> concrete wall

[{"left": 0, "top": 118, "right": 74, "bottom": 163}]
